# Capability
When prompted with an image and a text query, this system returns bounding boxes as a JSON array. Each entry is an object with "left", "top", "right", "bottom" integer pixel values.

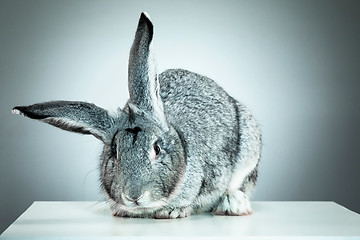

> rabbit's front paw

[
  {"left": 154, "top": 206, "right": 192, "bottom": 219},
  {"left": 214, "top": 190, "right": 252, "bottom": 216}
]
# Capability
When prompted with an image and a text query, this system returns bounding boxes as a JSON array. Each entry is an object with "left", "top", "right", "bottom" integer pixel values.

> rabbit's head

[
  {"left": 12, "top": 13, "right": 186, "bottom": 214},
  {"left": 103, "top": 108, "right": 186, "bottom": 215}
]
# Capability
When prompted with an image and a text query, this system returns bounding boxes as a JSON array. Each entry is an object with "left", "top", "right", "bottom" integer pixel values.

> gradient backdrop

[{"left": 1, "top": 0, "right": 359, "bottom": 233}]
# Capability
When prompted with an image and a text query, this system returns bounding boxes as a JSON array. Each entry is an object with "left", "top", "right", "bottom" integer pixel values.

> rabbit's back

[{"left": 159, "top": 68, "right": 241, "bottom": 170}]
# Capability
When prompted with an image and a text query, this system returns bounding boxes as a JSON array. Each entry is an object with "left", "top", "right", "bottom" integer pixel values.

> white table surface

[{"left": 1, "top": 201, "right": 360, "bottom": 239}]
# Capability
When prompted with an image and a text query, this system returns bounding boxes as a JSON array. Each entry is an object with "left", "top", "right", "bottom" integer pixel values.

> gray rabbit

[{"left": 12, "top": 12, "right": 261, "bottom": 218}]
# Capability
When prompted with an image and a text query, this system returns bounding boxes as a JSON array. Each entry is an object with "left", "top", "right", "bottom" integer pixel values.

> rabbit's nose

[{"left": 124, "top": 193, "right": 144, "bottom": 206}]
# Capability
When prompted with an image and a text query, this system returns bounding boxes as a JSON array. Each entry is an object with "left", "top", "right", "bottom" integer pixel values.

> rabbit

[{"left": 12, "top": 12, "right": 261, "bottom": 219}]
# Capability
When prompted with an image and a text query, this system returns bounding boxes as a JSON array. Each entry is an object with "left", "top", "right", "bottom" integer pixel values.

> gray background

[{"left": 1, "top": 0, "right": 359, "bottom": 233}]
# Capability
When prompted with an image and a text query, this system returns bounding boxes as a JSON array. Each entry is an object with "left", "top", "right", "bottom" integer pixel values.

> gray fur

[{"left": 12, "top": 12, "right": 261, "bottom": 218}]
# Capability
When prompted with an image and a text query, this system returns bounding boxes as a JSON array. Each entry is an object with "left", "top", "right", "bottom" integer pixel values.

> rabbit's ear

[
  {"left": 12, "top": 101, "right": 119, "bottom": 144},
  {"left": 128, "top": 12, "right": 167, "bottom": 129}
]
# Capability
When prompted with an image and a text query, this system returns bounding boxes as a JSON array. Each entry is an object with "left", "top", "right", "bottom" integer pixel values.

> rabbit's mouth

[
  {"left": 110, "top": 196, "right": 169, "bottom": 217},
  {"left": 104, "top": 188, "right": 168, "bottom": 214},
  {"left": 121, "top": 190, "right": 152, "bottom": 208}
]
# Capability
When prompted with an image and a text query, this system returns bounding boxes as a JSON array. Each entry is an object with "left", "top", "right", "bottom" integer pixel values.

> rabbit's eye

[{"left": 154, "top": 145, "right": 161, "bottom": 156}]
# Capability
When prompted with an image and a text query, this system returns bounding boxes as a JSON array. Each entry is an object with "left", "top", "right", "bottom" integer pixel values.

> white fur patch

[
  {"left": 228, "top": 154, "right": 259, "bottom": 191},
  {"left": 12, "top": 109, "right": 22, "bottom": 115},
  {"left": 147, "top": 43, "right": 168, "bottom": 131},
  {"left": 44, "top": 117, "right": 105, "bottom": 141},
  {"left": 142, "top": 11, "right": 151, "bottom": 20}
]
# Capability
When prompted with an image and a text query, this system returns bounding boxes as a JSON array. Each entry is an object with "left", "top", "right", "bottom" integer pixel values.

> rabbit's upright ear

[
  {"left": 12, "top": 101, "right": 120, "bottom": 145},
  {"left": 128, "top": 12, "right": 167, "bottom": 129}
]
